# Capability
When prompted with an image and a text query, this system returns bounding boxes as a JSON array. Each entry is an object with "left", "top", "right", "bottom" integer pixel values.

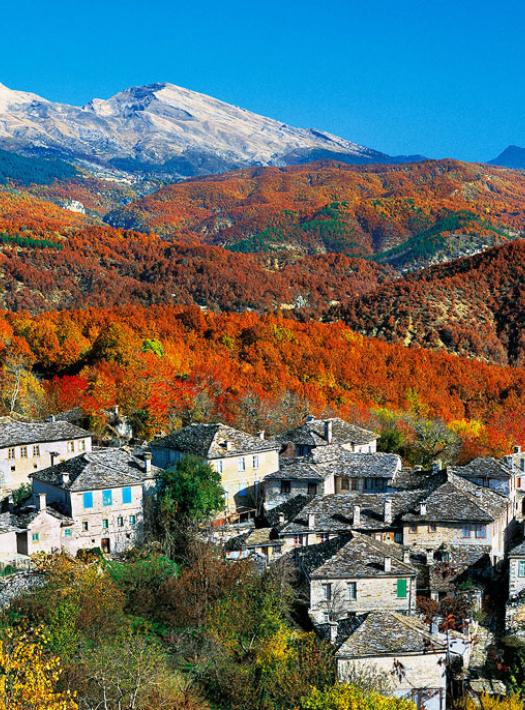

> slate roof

[
  {"left": 336, "top": 611, "right": 447, "bottom": 658},
  {"left": 281, "top": 490, "right": 428, "bottom": 535},
  {"left": 31, "top": 448, "right": 159, "bottom": 492},
  {"left": 264, "top": 458, "right": 330, "bottom": 481},
  {"left": 451, "top": 457, "right": 515, "bottom": 481},
  {"left": 402, "top": 471, "right": 508, "bottom": 525},
  {"left": 263, "top": 494, "right": 311, "bottom": 529},
  {"left": 266, "top": 451, "right": 401, "bottom": 482},
  {"left": 509, "top": 540, "right": 525, "bottom": 557},
  {"left": 0, "top": 418, "right": 91, "bottom": 448},
  {"left": 0, "top": 511, "right": 24, "bottom": 534},
  {"left": 310, "top": 532, "right": 417, "bottom": 579},
  {"left": 278, "top": 417, "right": 377, "bottom": 448},
  {"left": 11, "top": 503, "right": 74, "bottom": 528},
  {"left": 428, "top": 545, "right": 491, "bottom": 593},
  {"left": 150, "top": 422, "right": 279, "bottom": 458}
]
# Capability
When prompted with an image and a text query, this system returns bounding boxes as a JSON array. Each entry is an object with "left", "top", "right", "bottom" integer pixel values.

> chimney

[
  {"left": 278, "top": 512, "right": 285, "bottom": 525},
  {"left": 514, "top": 445, "right": 522, "bottom": 455},
  {"left": 308, "top": 513, "right": 316, "bottom": 530},
  {"left": 113, "top": 404, "right": 119, "bottom": 416},
  {"left": 432, "top": 460, "right": 442, "bottom": 474},
  {"left": 505, "top": 455, "right": 514, "bottom": 468},
  {"left": 7, "top": 494, "right": 14, "bottom": 513},
  {"left": 60, "top": 472, "right": 70, "bottom": 486},
  {"left": 403, "top": 549, "right": 411, "bottom": 564},
  {"left": 384, "top": 557, "right": 392, "bottom": 573},
  {"left": 258, "top": 430, "right": 265, "bottom": 440},
  {"left": 324, "top": 420, "right": 333, "bottom": 444},
  {"left": 419, "top": 502, "right": 427, "bottom": 516},
  {"left": 353, "top": 505, "right": 361, "bottom": 526},
  {"left": 225, "top": 440, "right": 232, "bottom": 451},
  {"left": 144, "top": 451, "right": 152, "bottom": 474},
  {"left": 37, "top": 492, "right": 46, "bottom": 511},
  {"left": 426, "top": 549, "right": 434, "bottom": 565},
  {"left": 328, "top": 620, "right": 338, "bottom": 644},
  {"left": 384, "top": 499, "right": 393, "bottom": 524},
  {"left": 50, "top": 414, "right": 56, "bottom": 422}
]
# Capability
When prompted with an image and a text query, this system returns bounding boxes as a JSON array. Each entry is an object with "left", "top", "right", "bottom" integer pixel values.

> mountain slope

[
  {"left": 489, "top": 145, "right": 525, "bottom": 169},
  {"left": 337, "top": 239, "right": 525, "bottom": 365},
  {"left": 107, "top": 159, "right": 525, "bottom": 265},
  {"left": 0, "top": 82, "right": 415, "bottom": 179}
]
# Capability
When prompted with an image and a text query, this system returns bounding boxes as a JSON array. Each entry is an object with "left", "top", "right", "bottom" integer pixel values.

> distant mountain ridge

[
  {"left": 489, "top": 145, "right": 525, "bottom": 169},
  {"left": 0, "top": 81, "right": 422, "bottom": 179}
]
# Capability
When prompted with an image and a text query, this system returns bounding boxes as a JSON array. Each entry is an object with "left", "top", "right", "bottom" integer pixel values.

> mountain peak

[{"left": 489, "top": 145, "right": 525, "bottom": 169}]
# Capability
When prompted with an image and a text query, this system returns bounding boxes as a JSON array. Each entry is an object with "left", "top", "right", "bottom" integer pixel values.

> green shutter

[{"left": 397, "top": 578, "right": 407, "bottom": 599}]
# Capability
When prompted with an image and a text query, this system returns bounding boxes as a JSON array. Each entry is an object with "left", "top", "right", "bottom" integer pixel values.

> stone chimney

[
  {"left": 144, "top": 451, "right": 152, "bottom": 474},
  {"left": 384, "top": 499, "right": 393, "bottom": 524},
  {"left": 60, "top": 472, "right": 70, "bottom": 486},
  {"left": 419, "top": 502, "right": 427, "bottom": 516},
  {"left": 278, "top": 512, "right": 285, "bottom": 525},
  {"left": 426, "top": 549, "right": 435, "bottom": 565},
  {"left": 258, "top": 430, "right": 265, "bottom": 440},
  {"left": 225, "top": 440, "right": 233, "bottom": 451},
  {"left": 113, "top": 404, "right": 119, "bottom": 416},
  {"left": 384, "top": 557, "right": 392, "bottom": 573},
  {"left": 514, "top": 445, "right": 522, "bottom": 455},
  {"left": 328, "top": 620, "right": 338, "bottom": 644},
  {"left": 308, "top": 513, "right": 316, "bottom": 530},
  {"left": 324, "top": 420, "right": 333, "bottom": 444},
  {"left": 37, "top": 492, "right": 46, "bottom": 511},
  {"left": 403, "top": 549, "right": 411, "bottom": 564},
  {"left": 353, "top": 505, "right": 361, "bottom": 526}
]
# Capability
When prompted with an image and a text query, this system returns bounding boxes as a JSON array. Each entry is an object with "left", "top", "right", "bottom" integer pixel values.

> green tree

[{"left": 159, "top": 455, "right": 224, "bottom": 523}]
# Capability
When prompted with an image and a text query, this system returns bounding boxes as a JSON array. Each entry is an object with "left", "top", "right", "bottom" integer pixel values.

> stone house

[
  {"left": 150, "top": 423, "right": 279, "bottom": 517},
  {"left": 278, "top": 416, "right": 377, "bottom": 458},
  {"left": 301, "top": 532, "right": 417, "bottom": 623},
  {"left": 505, "top": 540, "right": 525, "bottom": 635},
  {"left": 401, "top": 471, "right": 510, "bottom": 563},
  {"left": 334, "top": 611, "right": 447, "bottom": 710},
  {"left": 0, "top": 417, "right": 92, "bottom": 493},
  {"left": 30, "top": 448, "right": 158, "bottom": 555},
  {"left": 263, "top": 459, "right": 335, "bottom": 510}
]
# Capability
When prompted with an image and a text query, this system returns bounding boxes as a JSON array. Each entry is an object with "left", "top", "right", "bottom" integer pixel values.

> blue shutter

[
  {"left": 122, "top": 487, "right": 132, "bottom": 504},
  {"left": 83, "top": 492, "right": 93, "bottom": 509},
  {"left": 102, "top": 489, "right": 113, "bottom": 506}
]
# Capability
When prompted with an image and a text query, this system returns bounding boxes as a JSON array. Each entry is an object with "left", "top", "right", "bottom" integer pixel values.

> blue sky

[{"left": 2, "top": 0, "right": 524, "bottom": 161}]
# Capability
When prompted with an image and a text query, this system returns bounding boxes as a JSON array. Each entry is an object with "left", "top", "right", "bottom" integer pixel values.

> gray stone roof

[
  {"left": 451, "top": 457, "right": 515, "bottom": 481},
  {"left": 281, "top": 490, "right": 428, "bottom": 535},
  {"left": 509, "top": 540, "right": 525, "bottom": 558},
  {"left": 278, "top": 416, "right": 377, "bottom": 448},
  {"left": 0, "top": 511, "right": 24, "bottom": 533},
  {"left": 0, "top": 418, "right": 91, "bottom": 448},
  {"left": 336, "top": 611, "right": 447, "bottom": 658},
  {"left": 264, "top": 458, "right": 331, "bottom": 481},
  {"left": 9, "top": 503, "right": 73, "bottom": 529},
  {"left": 402, "top": 471, "right": 508, "bottom": 525},
  {"left": 151, "top": 422, "right": 278, "bottom": 458},
  {"left": 310, "top": 532, "right": 417, "bottom": 580},
  {"left": 31, "top": 448, "right": 158, "bottom": 492},
  {"left": 263, "top": 494, "right": 311, "bottom": 529},
  {"left": 428, "top": 545, "right": 491, "bottom": 593},
  {"left": 265, "top": 451, "right": 401, "bottom": 482}
]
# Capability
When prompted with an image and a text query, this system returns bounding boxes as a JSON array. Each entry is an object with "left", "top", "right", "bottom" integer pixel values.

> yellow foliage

[
  {"left": 454, "top": 693, "right": 522, "bottom": 710},
  {"left": 0, "top": 628, "right": 77, "bottom": 710},
  {"left": 449, "top": 418, "right": 485, "bottom": 438},
  {"left": 299, "top": 683, "right": 416, "bottom": 709}
]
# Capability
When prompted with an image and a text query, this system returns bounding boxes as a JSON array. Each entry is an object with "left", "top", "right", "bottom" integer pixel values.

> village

[{"left": 0, "top": 410, "right": 524, "bottom": 709}]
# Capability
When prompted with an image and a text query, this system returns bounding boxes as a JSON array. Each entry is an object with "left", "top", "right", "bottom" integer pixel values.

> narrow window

[
  {"left": 340, "top": 478, "right": 350, "bottom": 491},
  {"left": 80, "top": 439, "right": 86, "bottom": 451},
  {"left": 82, "top": 521, "right": 89, "bottom": 532},
  {"left": 397, "top": 578, "right": 408, "bottom": 599},
  {"left": 428, "top": 523, "right": 437, "bottom": 533},
  {"left": 83, "top": 492, "right": 93, "bottom": 509},
  {"left": 321, "top": 583, "right": 332, "bottom": 601},
  {"left": 31, "top": 532, "right": 39, "bottom": 542},
  {"left": 64, "top": 528, "right": 72, "bottom": 537},
  {"left": 319, "top": 533, "right": 330, "bottom": 542},
  {"left": 102, "top": 519, "right": 109, "bottom": 529},
  {"left": 238, "top": 457, "right": 246, "bottom": 472},
  {"left": 20, "top": 446, "right": 27, "bottom": 458},
  {"left": 33, "top": 445, "right": 40, "bottom": 457},
  {"left": 347, "top": 582, "right": 357, "bottom": 600},
  {"left": 7, "top": 448, "right": 15, "bottom": 460},
  {"left": 280, "top": 480, "right": 291, "bottom": 494},
  {"left": 518, "top": 560, "right": 525, "bottom": 577},
  {"left": 252, "top": 455, "right": 259, "bottom": 469},
  {"left": 217, "top": 460, "right": 223, "bottom": 474},
  {"left": 409, "top": 524, "right": 417, "bottom": 534},
  {"left": 102, "top": 489, "right": 113, "bottom": 506},
  {"left": 129, "top": 515, "right": 137, "bottom": 526},
  {"left": 122, "top": 487, "right": 132, "bottom": 504},
  {"left": 117, "top": 516, "right": 124, "bottom": 527},
  {"left": 462, "top": 526, "right": 471, "bottom": 539},
  {"left": 475, "top": 525, "right": 486, "bottom": 539},
  {"left": 67, "top": 441, "right": 75, "bottom": 453},
  {"left": 308, "top": 482, "right": 318, "bottom": 496}
]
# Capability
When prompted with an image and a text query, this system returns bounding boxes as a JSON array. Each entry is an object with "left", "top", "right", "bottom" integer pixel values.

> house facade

[
  {"left": 151, "top": 423, "right": 279, "bottom": 516},
  {"left": 278, "top": 416, "right": 378, "bottom": 458},
  {"left": 0, "top": 417, "right": 92, "bottom": 493}
]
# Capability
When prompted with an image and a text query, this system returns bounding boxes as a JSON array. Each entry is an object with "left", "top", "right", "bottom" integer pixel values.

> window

[
  {"left": 293, "top": 534, "right": 307, "bottom": 546},
  {"left": 83, "top": 492, "right": 93, "bottom": 509},
  {"left": 518, "top": 477, "right": 522, "bottom": 488},
  {"left": 280, "top": 480, "right": 291, "bottom": 494},
  {"left": 82, "top": 521, "right": 89, "bottom": 532},
  {"left": 64, "top": 528, "right": 72, "bottom": 537},
  {"left": 394, "top": 531, "right": 403, "bottom": 543},
  {"left": 80, "top": 439, "right": 86, "bottom": 451},
  {"left": 428, "top": 523, "right": 437, "bottom": 533},
  {"left": 33, "top": 445, "right": 40, "bottom": 457},
  {"left": 122, "top": 487, "right": 132, "bottom": 504},
  {"left": 462, "top": 526, "right": 471, "bottom": 538},
  {"left": 397, "top": 578, "right": 408, "bottom": 599},
  {"left": 347, "top": 582, "right": 357, "bottom": 600},
  {"left": 475, "top": 525, "right": 487, "bottom": 539},
  {"left": 319, "top": 533, "right": 330, "bottom": 542},
  {"left": 340, "top": 478, "right": 350, "bottom": 491},
  {"left": 409, "top": 524, "right": 417, "bottom": 534},
  {"left": 308, "top": 482, "right": 318, "bottom": 496},
  {"left": 102, "top": 519, "right": 109, "bottom": 529},
  {"left": 31, "top": 532, "right": 39, "bottom": 542},
  {"left": 129, "top": 515, "right": 137, "bottom": 526},
  {"left": 117, "top": 516, "right": 124, "bottom": 527},
  {"left": 102, "top": 489, "right": 113, "bottom": 506},
  {"left": 518, "top": 561, "right": 525, "bottom": 577},
  {"left": 217, "top": 460, "right": 223, "bottom": 474},
  {"left": 67, "top": 441, "right": 75, "bottom": 453},
  {"left": 20, "top": 446, "right": 27, "bottom": 458},
  {"left": 252, "top": 455, "right": 259, "bottom": 469},
  {"left": 238, "top": 457, "right": 246, "bottom": 472},
  {"left": 321, "top": 583, "right": 332, "bottom": 601},
  {"left": 7, "top": 448, "right": 15, "bottom": 460}
]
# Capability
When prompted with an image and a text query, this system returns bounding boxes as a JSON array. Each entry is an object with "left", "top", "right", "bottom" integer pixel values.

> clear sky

[{"left": 2, "top": 0, "right": 524, "bottom": 161}]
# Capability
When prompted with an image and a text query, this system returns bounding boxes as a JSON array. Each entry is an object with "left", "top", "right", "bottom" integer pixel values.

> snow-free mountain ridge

[{"left": 0, "top": 81, "right": 421, "bottom": 178}]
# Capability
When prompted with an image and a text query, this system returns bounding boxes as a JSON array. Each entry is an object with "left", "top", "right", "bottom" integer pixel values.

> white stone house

[
  {"left": 0, "top": 417, "right": 92, "bottom": 493},
  {"left": 335, "top": 611, "right": 447, "bottom": 710},
  {"left": 278, "top": 416, "right": 378, "bottom": 459},
  {"left": 150, "top": 423, "right": 279, "bottom": 517},
  {"left": 302, "top": 533, "right": 417, "bottom": 624}
]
